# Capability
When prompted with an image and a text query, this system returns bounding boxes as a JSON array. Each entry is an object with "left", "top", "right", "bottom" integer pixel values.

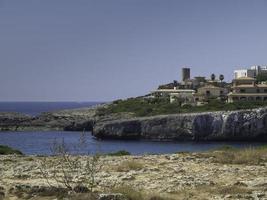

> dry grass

[
  {"left": 112, "top": 185, "right": 174, "bottom": 200},
  {"left": 211, "top": 185, "right": 252, "bottom": 195},
  {"left": 199, "top": 145, "right": 267, "bottom": 165},
  {"left": 115, "top": 160, "right": 144, "bottom": 172},
  {"left": 111, "top": 184, "right": 252, "bottom": 200},
  {"left": 163, "top": 185, "right": 253, "bottom": 200},
  {"left": 211, "top": 146, "right": 267, "bottom": 165}
]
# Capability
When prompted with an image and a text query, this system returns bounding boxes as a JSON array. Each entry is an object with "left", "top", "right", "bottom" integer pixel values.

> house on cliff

[
  {"left": 194, "top": 85, "right": 229, "bottom": 105},
  {"left": 228, "top": 77, "right": 267, "bottom": 102},
  {"left": 151, "top": 67, "right": 229, "bottom": 105}
]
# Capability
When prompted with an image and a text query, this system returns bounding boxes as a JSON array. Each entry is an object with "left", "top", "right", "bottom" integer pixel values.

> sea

[{"left": 0, "top": 102, "right": 265, "bottom": 155}]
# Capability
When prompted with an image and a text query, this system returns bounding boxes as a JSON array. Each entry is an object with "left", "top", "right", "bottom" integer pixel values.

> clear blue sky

[{"left": 1, "top": 0, "right": 267, "bottom": 101}]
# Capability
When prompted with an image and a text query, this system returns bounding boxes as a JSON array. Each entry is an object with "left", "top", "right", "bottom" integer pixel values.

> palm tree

[
  {"left": 173, "top": 80, "right": 178, "bottom": 87},
  {"left": 211, "top": 74, "right": 216, "bottom": 81},
  {"left": 219, "top": 74, "right": 224, "bottom": 82}
]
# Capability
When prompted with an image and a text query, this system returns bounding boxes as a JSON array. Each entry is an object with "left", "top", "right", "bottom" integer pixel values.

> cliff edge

[{"left": 92, "top": 107, "right": 267, "bottom": 141}]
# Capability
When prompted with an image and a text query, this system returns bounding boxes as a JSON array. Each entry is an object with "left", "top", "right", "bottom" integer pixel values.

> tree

[
  {"left": 256, "top": 74, "right": 267, "bottom": 83},
  {"left": 211, "top": 74, "right": 216, "bottom": 81},
  {"left": 173, "top": 80, "right": 178, "bottom": 87},
  {"left": 219, "top": 74, "right": 224, "bottom": 82}
]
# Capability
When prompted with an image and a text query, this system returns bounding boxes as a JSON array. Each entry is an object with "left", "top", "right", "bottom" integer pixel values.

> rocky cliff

[
  {"left": 92, "top": 107, "right": 267, "bottom": 141},
  {"left": 2, "top": 105, "right": 267, "bottom": 141}
]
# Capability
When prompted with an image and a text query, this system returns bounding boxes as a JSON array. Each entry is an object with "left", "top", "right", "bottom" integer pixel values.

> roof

[
  {"left": 233, "top": 77, "right": 256, "bottom": 81},
  {"left": 151, "top": 89, "right": 195, "bottom": 93},
  {"left": 232, "top": 84, "right": 267, "bottom": 88},
  {"left": 228, "top": 92, "right": 267, "bottom": 96},
  {"left": 257, "top": 84, "right": 267, "bottom": 87},
  {"left": 198, "top": 85, "right": 224, "bottom": 89}
]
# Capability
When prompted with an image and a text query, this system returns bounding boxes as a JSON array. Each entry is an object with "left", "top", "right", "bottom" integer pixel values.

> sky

[{"left": 1, "top": 0, "right": 267, "bottom": 102}]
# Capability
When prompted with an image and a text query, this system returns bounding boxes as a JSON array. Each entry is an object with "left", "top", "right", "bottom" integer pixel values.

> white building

[
  {"left": 234, "top": 65, "right": 267, "bottom": 79},
  {"left": 234, "top": 69, "right": 255, "bottom": 79},
  {"left": 151, "top": 88, "right": 195, "bottom": 103},
  {"left": 250, "top": 65, "right": 267, "bottom": 76}
]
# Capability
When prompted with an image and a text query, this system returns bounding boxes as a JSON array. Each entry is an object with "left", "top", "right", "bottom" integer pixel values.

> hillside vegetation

[{"left": 97, "top": 97, "right": 267, "bottom": 117}]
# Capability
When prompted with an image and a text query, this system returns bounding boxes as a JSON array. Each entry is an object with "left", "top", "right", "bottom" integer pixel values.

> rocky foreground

[{"left": 0, "top": 150, "right": 267, "bottom": 200}]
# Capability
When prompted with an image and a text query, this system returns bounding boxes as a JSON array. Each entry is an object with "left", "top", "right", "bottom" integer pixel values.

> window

[
  {"left": 240, "top": 89, "right": 246, "bottom": 93},
  {"left": 264, "top": 89, "right": 267, "bottom": 93},
  {"left": 257, "top": 89, "right": 260, "bottom": 93},
  {"left": 206, "top": 91, "right": 210, "bottom": 96},
  {"left": 220, "top": 90, "right": 223, "bottom": 94},
  {"left": 256, "top": 97, "right": 261, "bottom": 101}
]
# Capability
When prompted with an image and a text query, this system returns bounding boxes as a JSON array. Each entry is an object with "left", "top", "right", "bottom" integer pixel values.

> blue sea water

[
  {"left": 0, "top": 131, "right": 264, "bottom": 155},
  {"left": 0, "top": 101, "right": 102, "bottom": 116}
]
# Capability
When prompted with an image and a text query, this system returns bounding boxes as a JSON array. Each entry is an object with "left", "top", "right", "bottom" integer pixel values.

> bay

[{"left": 0, "top": 131, "right": 264, "bottom": 155}]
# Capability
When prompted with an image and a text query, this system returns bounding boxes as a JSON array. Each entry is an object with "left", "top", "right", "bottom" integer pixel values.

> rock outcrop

[
  {"left": 0, "top": 104, "right": 134, "bottom": 132},
  {"left": 0, "top": 112, "right": 32, "bottom": 131},
  {"left": 0, "top": 106, "right": 99, "bottom": 131},
  {"left": 92, "top": 107, "right": 267, "bottom": 141}
]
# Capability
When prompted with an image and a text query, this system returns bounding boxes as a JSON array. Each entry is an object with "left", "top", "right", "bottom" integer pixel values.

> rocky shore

[
  {"left": 0, "top": 151, "right": 266, "bottom": 200},
  {"left": 1, "top": 105, "right": 267, "bottom": 141}
]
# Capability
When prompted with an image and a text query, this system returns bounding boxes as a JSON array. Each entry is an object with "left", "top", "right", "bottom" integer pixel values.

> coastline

[{"left": 1, "top": 105, "right": 267, "bottom": 141}]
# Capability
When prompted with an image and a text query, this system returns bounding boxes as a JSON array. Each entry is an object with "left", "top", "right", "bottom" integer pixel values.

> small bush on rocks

[
  {"left": 38, "top": 132, "right": 102, "bottom": 193},
  {"left": 107, "top": 150, "right": 131, "bottom": 156},
  {"left": 0, "top": 145, "right": 23, "bottom": 155}
]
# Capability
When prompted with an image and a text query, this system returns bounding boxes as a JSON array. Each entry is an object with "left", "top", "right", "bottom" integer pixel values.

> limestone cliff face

[
  {"left": 92, "top": 107, "right": 267, "bottom": 141},
  {"left": 2, "top": 106, "right": 267, "bottom": 141}
]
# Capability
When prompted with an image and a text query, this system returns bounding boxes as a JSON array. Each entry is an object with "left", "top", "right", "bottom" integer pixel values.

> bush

[
  {"left": 0, "top": 145, "right": 23, "bottom": 155},
  {"left": 38, "top": 133, "right": 102, "bottom": 192},
  {"left": 107, "top": 150, "right": 131, "bottom": 156}
]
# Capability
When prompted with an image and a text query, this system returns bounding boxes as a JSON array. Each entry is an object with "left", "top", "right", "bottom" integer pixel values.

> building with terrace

[{"left": 228, "top": 77, "right": 267, "bottom": 102}]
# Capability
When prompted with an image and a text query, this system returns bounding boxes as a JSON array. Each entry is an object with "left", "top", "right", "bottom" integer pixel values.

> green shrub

[
  {"left": 0, "top": 145, "right": 23, "bottom": 155},
  {"left": 97, "top": 98, "right": 267, "bottom": 117},
  {"left": 107, "top": 150, "right": 131, "bottom": 156}
]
